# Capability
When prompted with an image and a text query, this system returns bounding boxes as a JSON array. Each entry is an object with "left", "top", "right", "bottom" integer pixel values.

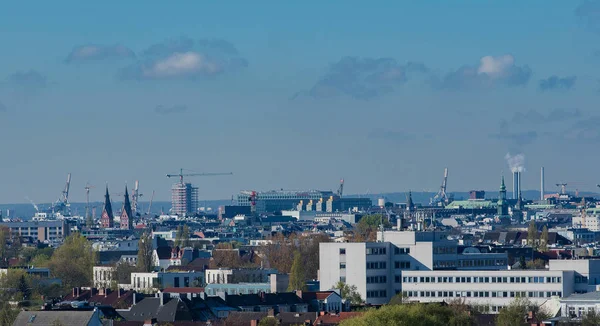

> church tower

[
  {"left": 100, "top": 185, "right": 114, "bottom": 228},
  {"left": 120, "top": 186, "right": 133, "bottom": 230},
  {"left": 497, "top": 175, "right": 508, "bottom": 217}
]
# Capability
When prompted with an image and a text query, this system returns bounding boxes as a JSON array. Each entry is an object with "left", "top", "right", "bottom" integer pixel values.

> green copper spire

[{"left": 500, "top": 174, "right": 506, "bottom": 192}]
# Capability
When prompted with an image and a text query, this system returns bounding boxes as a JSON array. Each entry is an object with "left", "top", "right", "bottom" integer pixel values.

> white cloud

[
  {"left": 141, "top": 52, "right": 221, "bottom": 79},
  {"left": 477, "top": 55, "right": 515, "bottom": 79}
]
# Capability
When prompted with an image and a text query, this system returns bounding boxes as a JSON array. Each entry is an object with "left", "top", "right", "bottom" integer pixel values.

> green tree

[
  {"left": 298, "top": 233, "right": 330, "bottom": 280},
  {"left": 340, "top": 302, "right": 473, "bottom": 326},
  {"left": 175, "top": 226, "right": 183, "bottom": 247},
  {"left": 181, "top": 225, "right": 191, "bottom": 247},
  {"left": 540, "top": 226, "right": 549, "bottom": 252},
  {"left": 0, "top": 226, "right": 8, "bottom": 262},
  {"left": 527, "top": 221, "right": 537, "bottom": 248},
  {"left": 519, "top": 255, "right": 527, "bottom": 269},
  {"left": 48, "top": 233, "right": 97, "bottom": 290},
  {"left": 355, "top": 214, "right": 391, "bottom": 242},
  {"left": 17, "top": 274, "right": 31, "bottom": 300},
  {"left": 526, "top": 259, "right": 546, "bottom": 270},
  {"left": 582, "top": 309, "right": 600, "bottom": 326},
  {"left": 258, "top": 316, "right": 280, "bottom": 326},
  {"left": 333, "top": 281, "right": 364, "bottom": 305},
  {"left": 137, "top": 232, "right": 154, "bottom": 272},
  {"left": 31, "top": 254, "right": 51, "bottom": 267},
  {"left": 496, "top": 297, "right": 550, "bottom": 326},
  {"left": 0, "top": 302, "right": 19, "bottom": 326},
  {"left": 288, "top": 251, "right": 306, "bottom": 291},
  {"left": 111, "top": 262, "right": 137, "bottom": 289},
  {"left": 388, "top": 292, "right": 408, "bottom": 305}
]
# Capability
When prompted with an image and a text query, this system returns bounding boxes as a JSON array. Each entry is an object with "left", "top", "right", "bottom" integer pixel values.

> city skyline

[{"left": 2, "top": 1, "right": 600, "bottom": 203}]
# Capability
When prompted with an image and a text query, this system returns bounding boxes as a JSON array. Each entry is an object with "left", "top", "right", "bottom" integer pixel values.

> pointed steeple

[
  {"left": 407, "top": 191, "right": 415, "bottom": 211},
  {"left": 101, "top": 185, "right": 114, "bottom": 228},
  {"left": 121, "top": 185, "right": 133, "bottom": 230},
  {"left": 500, "top": 175, "right": 506, "bottom": 192}
]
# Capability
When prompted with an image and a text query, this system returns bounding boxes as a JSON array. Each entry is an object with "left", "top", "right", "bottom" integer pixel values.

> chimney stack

[
  {"left": 513, "top": 171, "right": 520, "bottom": 200},
  {"left": 540, "top": 167, "right": 545, "bottom": 201}
]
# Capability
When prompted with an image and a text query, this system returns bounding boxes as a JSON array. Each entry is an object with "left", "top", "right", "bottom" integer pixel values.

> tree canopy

[
  {"left": 288, "top": 251, "right": 306, "bottom": 291},
  {"left": 334, "top": 281, "right": 363, "bottom": 305},
  {"left": 496, "top": 298, "right": 549, "bottom": 326},
  {"left": 48, "top": 233, "right": 96, "bottom": 289},
  {"left": 137, "top": 232, "right": 154, "bottom": 273},
  {"left": 340, "top": 302, "right": 473, "bottom": 326}
]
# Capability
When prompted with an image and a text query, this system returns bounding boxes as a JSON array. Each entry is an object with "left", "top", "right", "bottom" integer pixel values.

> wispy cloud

[
  {"left": 576, "top": 0, "right": 600, "bottom": 32},
  {"left": 65, "top": 44, "right": 135, "bottom": 63},
  {"left": 5, "top": 70, "right": 49, "bottom": 94},
  {"left": 154, "top": 104, "right": 188, "bottom": 115},
  {"left": 512, "top": 108, "right": 581, "bottom": 124},
  {"left": 433, "top": 54, "right": 531, "bottom": 90},
  {"left": 120, "top": 37, "right": 247, "bottom": 81},
  {"left": 294, "top": 57, "right": 428, "bottom": 100},
  {"left": 368, "top": 129, "right": 417, "bottom": 141},
  {"left": 538, "top": 75, "right": 576, "bottom": 91},
  {"left": 564, "top": 116, "right": 600, "bottom": 142}
]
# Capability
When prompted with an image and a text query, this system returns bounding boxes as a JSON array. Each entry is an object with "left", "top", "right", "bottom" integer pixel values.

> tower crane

[
  {"left": 146, "top": 190, "right": 155, "bottom": 215},
  {"left": 131, "top": 180, "right": 143, "bottom": 214},
  {"left": 166, "top": 168, "right": 233, "bottom": 184},
  {"left": 84, "top": 183, "right": 95, "bottom": 220}
]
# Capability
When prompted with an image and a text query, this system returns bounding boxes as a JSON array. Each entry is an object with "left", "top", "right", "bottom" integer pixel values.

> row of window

[
  {"left": 394, "top": 247, "right": 410, "bottom": 255},
  {"left": 404, "top": 290, "right": 562, "bottom": 299},
  {"left": 366, "top": 276, "right": 387, "bottom": 284},
  {"left": 432, "top": 246, "right": 457, "bottom": 254},
  {"left": 458, "top": 259, "right": 506, "bottom": 267},
  {"left": 403, "top": 275, "right": 562, "bottom": 284},
  {"left": 366, "top": 290, "right": 387, "bottom": 298},
  {"left": 434, "top": 260, "right": 456, "bottom": 269},
  {"left": 366, "top": 261, "right": 387, "bottom": 269},
  {"left": 394, "top": 261, "right": 411, "bottom": 269},
  {"left": 367, "top": 248, "right": 387, "bottom": 255}
]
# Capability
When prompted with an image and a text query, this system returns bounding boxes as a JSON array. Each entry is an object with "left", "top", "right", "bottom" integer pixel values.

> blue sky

[{"left": 1, "top": 1, "right": 600, "bottom": 204}]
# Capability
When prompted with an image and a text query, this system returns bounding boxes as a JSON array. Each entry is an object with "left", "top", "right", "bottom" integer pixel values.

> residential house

[{"left": 12, "top": 309, "right": 102, "bottom": 326}]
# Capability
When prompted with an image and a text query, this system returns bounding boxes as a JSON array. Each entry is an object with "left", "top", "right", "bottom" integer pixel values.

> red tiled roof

[
  {"left": 314, "top": 312, "right": 364, "bottom": 325},
  {"left": 302, "top": 291, "right": 336, "bottom": 301},
  {"left": 162, "top": 287, "right": 205, "bottom": 294}
]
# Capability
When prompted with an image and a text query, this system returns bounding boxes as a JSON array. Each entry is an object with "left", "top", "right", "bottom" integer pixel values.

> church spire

[
  {"left": 121, "top": 185, "right": 133, "bottom": 230},
  {"left": 100, "top": 185, "right": 114, "bottom": 228}
]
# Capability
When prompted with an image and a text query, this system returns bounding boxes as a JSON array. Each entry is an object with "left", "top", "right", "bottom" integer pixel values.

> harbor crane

[
  {"left": 166, "top": 168, "right": 233, "bottom": 184},
  {"left": 53, "top": 173, "right": 71, "bottom": 214},
  {"left": 337, "top": 179, "right": 344, "bottom": 197},
  {"left": 556, "top": 183, "right": 568, "bottom": 195},
  {"left": 430, "top": 168, "right": 449, "bottom": 206},
  {"left": 146, "top": 190, "right": 155, "bottom": 215}
]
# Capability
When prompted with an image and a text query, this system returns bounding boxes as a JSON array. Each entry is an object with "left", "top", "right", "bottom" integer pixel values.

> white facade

[
  {"left": 320, "top": 231, "right": 508, "bottom": 305},
  {"left": 205, "top": 268, "right": 277, "bottom": 284},
  {"left": 401, "top": 269, "right": 572, "bottom": 313},
  {"left": 560, "top": 292, "right": 600, "bottom": 318},
  {"left": 573, "top": 208, "right": 600, "bottom": 231},
  {"left": 93, "top": 266, "right": 115, "bottom": 289},
  {"left": 131, "top": 270, "right": 205, "bottom": 292}
]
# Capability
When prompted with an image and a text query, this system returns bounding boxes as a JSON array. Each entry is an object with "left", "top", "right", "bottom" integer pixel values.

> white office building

[{"left": 319, "top": 230, "right": 600, "bottom": 311}]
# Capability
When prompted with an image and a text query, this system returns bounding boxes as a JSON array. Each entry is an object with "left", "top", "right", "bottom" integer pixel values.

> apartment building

[
  {"left": 205, "top": 268, "right": 278, "bottom": 284},
  {"left": 0, "top": 220, "right": 68, "bottom": 242},
  {"left": 130, "top": 270, "right": 205, "bottom": 292}
]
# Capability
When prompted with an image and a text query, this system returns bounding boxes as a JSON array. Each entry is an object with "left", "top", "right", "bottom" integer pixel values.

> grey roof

[
  {"left": 117, "top": 297, "right": 193, "bottom": 322},
  {"left": 13, "top": 310, "right": 97, "bottom": 326},
  {"left": 562, "top": 291, "right": 600, "bottom": 301}
]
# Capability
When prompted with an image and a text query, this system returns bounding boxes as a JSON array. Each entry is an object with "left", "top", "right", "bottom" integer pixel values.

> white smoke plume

[{"left": 505, "top": 153, "right": 525, "bottom": 173}]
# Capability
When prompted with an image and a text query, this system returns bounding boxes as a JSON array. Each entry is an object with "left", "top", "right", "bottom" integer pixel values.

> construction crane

[
  {"left": 84, "top": 183, "right": 95, "bottom": 220},
  {"left": 430, "top": 168, "right": 449, "bottom": 206},
  {"left": 336, "top": 179, "right": 344, "bottom": 197},
  {"left": 131, "top": 180, "right": 143, "bottom": 214},
  {"left": 146, "top": 190, "right": 155, "bottom": 215},
  {"left": 166, "top": 168, "right": 233, "bottom": 184}
]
